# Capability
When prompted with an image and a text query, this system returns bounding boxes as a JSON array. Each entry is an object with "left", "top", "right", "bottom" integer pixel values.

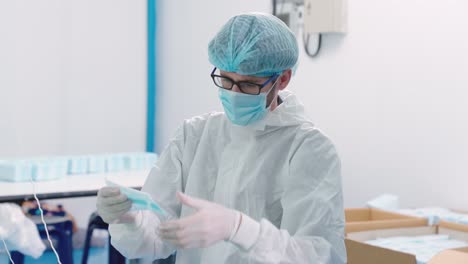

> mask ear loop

[
  {"left": 2, "top": 239, "right": 14, "bottom": 264},
  {"left": 30, "top": 174, "right": 62, "bottom": 264},
  {"left": 264, "top": 74, "right": 282, "bottom": 109}
]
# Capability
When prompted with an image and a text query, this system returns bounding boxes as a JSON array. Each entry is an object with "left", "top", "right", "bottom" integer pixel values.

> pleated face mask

[
  {"left": 105, "top": 179, "right": 167, "bottom": 217},
  {"left": 218, "top": 77, "right": 279, "bottom": 126}
]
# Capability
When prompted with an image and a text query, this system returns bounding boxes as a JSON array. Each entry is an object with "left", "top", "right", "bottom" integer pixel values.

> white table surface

[{"left": 0, "top": 170, "right": 150, "bottom": 202}]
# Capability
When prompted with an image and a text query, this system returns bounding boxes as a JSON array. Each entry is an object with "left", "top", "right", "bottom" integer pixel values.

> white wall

[
  {"left": 0, "top": 0, "right": 147, "bottom": 158},
  {"left": 0, "top": 0, "right": 147, "bottom": 227},
  {"left": 292, "top": 0, "right": 468, "bottom": 209},
  {"left": 155, "top": 0, "right": 272, "bottom": 148},
  {"left": 157, "top": 1, "right": 468, "bottom": 210}
]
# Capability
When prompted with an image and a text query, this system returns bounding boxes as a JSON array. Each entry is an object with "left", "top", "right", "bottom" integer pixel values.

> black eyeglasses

[{"left": 210, "top": 67, "right": 278, "bottom": 95}]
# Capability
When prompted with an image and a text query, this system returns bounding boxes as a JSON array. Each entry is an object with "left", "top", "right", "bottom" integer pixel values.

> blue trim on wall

[{"left": 146, "top": 0, "right": 156, "bottom": 152}]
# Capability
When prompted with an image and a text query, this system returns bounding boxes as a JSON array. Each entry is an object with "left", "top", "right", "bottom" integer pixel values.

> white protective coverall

[{"left": 109, "top": 90, "right": 347, "bottom": 263}]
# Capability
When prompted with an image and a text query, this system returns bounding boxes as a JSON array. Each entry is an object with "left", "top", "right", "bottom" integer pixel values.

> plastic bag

[{"left": 0, "top": 203, "right": 45, "bottom": 258}]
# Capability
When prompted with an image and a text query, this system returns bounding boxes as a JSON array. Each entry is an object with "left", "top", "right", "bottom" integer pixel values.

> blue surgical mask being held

[
  {"left": 105, "top": 179, "right": 168, "bottom": 219},
  {"left": 218, "top": 78, "right": 280, "bottom": 126}
]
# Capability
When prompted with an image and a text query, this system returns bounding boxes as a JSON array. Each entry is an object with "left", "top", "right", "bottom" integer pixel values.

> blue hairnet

[{"left": 208, "top": 12, "right": 299, "bottom": 77}]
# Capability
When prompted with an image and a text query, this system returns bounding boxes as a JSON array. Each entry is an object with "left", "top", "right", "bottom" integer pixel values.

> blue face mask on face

[{"left": 218, "top": 79, "right": 279, "bottom": 126}]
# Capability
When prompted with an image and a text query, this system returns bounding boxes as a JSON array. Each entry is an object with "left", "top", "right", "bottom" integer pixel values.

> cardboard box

[
  {"left": 345, "top": 225, "right": 468, "bottom": 264},
  {"left": 439, "top": 219, "right": 468, "bottom": 231},
  {"left": 345, "top": 208, "right": 428, "bottom": 234},
  {"left": 428, "top": 247, "right": 468, "bottom": 264}
]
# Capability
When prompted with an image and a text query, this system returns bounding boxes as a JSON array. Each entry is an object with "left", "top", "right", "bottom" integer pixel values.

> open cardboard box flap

[
  {"left": 345, "top": 208, "right": 420, "bottom": 221},
  {"left": 346, "top": 225, "right": 468, "bottom": 264},
  {"left": 439, "top": 219, "right": 468, "bottom": 233},
  {"left": 428, "top": 247, "right": 468, "bottom": 264},
  {"left": 345, "top": 208, "right": 428, "bottom": 233},
  {"left": 345, "top": 238, "right": 416, "bottom": 264},
  {"left": 346, "top": 242, "right": 468, "bottom": 264}
]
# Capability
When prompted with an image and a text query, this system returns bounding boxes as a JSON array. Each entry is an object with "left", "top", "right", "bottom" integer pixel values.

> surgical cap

[{"left": 208, "top": 12, "right": 299, "bottom": 77}]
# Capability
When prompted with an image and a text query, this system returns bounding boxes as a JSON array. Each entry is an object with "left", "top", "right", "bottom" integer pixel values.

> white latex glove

[
  {"left": 159, "top": 192, "right": 240, "bottom": 249},
  {"left": 96, "top": 186, "right": 132, "bottom": 224}
]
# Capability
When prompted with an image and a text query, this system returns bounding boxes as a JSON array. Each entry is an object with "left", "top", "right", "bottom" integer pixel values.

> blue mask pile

[{"left": 0, "top": 152, "right": 158, "bottom": 182}]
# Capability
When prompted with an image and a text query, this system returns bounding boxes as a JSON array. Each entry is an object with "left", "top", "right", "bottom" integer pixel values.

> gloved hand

[
  {"left": 159, "top": 192, "right": 240, "bottom": 249},
  {"left": 96, "top": 187, "right": 132, "bottom": 224}
]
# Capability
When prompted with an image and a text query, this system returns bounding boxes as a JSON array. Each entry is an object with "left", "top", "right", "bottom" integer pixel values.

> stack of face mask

[
  {"left": 123, "top": 152, "right": 158, "bottom": 171},
  {"left": 0, "top": 160, "right": 33, "bottom": 182},
  {"left": 105, "top": 153, "right": 127, "bottom": 172},
  {"left": 366, "top": 195, "right": 468, "bottom": 226},
  {"left": 87, "top": 155, "right": 107, "bottom": 174},
  {"left": 0, "top": 158, "right": 68, "bottom": 182},
  {"left": 366, "top": 235, "right": 468, "bottom": 264},
  {"left": 0, "top": 152, "right": 158, "bottom": 182},
  {"left": 31, "top": 158, "right": 68, "bottom": 181},
  {"left": 68, "top": 156, "right": 89, "bottom": 175},
  {"left": 105, "top": 152, "right": 157, "bottom": 172}
]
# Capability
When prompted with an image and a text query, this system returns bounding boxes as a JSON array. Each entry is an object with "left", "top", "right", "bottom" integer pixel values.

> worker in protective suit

[{"left": 97, "top": 12, "right": 346, "bottom": 264}]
